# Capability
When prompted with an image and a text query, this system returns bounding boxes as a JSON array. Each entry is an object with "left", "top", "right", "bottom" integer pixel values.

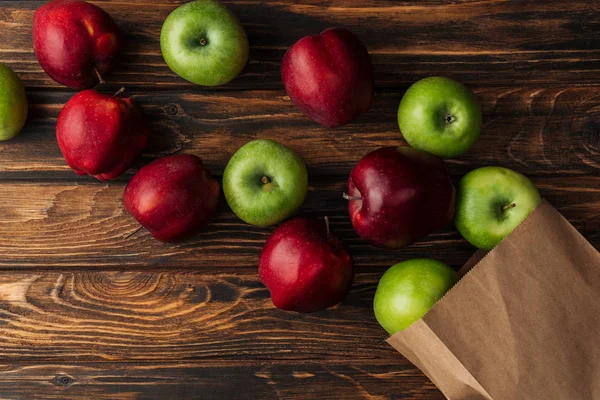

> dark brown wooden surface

[{"left": 0, "top": 0, "right": 599, "bottom": 398}]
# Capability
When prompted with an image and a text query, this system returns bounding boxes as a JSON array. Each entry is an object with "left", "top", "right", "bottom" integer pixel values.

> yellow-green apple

[
  {"left": 374, "top": 258, "right": 458, "bottom": 334},
  {"left": 398, "top": 76, "right": 481, "bottom": 158},
  {"left": 160, "top": 0, "right": 249, "bottom": 86},
  {"left": 455, "top": 166, "right": 541, "bottom": 250},
  {"left": 223, "top": 139, "right": 307, "bottom": 226},
  {"left": 0, "top": 64, "right": 28, "bottom": 141}
]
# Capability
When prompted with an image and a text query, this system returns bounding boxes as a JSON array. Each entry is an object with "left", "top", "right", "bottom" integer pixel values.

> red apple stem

[
  {"left": 324, "top": 216, "right": 330, "bottom": 236},
  {"left": 502, "top": 203, "right": 517, "bottom": 211},
  {"left": 342, "top": 192, "right": 362, "bottom": 201},
  {"left": 114, "top": 87, "right": 126, "bottom": 97},
  {"left": 124, "top": 226, "right": 143, "bottom": 239},
  {"left": 94, "top": 68, "right": 105, "bottom": 85}
]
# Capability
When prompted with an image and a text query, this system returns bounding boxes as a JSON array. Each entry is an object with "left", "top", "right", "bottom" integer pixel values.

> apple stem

[
  {"left": 342, "top": 193, "right": 362, "bottom": 201},
  {"left": 261, "top": 176, "right": 271, "bottom": 184},
  {"left": 94, "top": 68, "right": 105, "bottom": 85},
  {"left": 114, "top": 87, "right": 126, "bottom": 97},
  {"left": 324, "top": 216, "right": 330, "bottom": 236},
  {"left": 124, "top": 226, "right": 143, "bottom": 239},
  {"left": 502, "top": 203, "right": 517, "bottom": 211},
  {"left": 445, "top": 114, "right": 456, "bottom": 124},
  {"left": 199, "top": 38, "right": 207, "bottom": 46}
]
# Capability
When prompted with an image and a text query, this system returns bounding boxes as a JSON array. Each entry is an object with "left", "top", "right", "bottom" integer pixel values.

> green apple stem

[
  {"left": 114, "top": 87, "right": 126, "bottom": 97},
  {"left": 445, "top": 114, "right": 456, "bottom": 124},
  {"left": 261, "top": 176, "right": 275, "bottom": 192},
  {"left": 342, "top": 193, "right": 362, "bottom": 201},
  {"left": 94, "top": 68, "right": 105, "bottom": 85},
  {"left": 199, "top": 37, "right": 208, "bottom": 46},
  {"left": 502, "top": 203, "right": 517, "bottom": 211}
]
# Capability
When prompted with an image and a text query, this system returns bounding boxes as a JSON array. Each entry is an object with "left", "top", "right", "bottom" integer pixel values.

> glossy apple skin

[
  {"left": 33, "top": 0, "right": 122, "bottom": 89},
  {"left": 0, "top": 64, "right": 28, "bottom": 141},
  {"left": 223, "top": 139, "right": 308, "bottom": 227},
  {"left": 398, "top": 76, "right": 482, "bottom": 158},
  {"left": 160, "top": 0, "right": 249, "bottom": 86},
  {"left": 347, "top": 146, "right": 455, "bottom": 249},
  {"left": 281, "top": 28, "right": 374, "bottom": 127},
  {"left": 259, "top": 218, "right": 353, "bottom": 313},
  {"left": 374, "top": 258, "right": 458, "bottom": 334},
  {"left": 455, "top": 166, "right": 541, "bottom": 250},
  {"left": 56, "top": 90, "right": 148, "bottom": 181},
  {"left": 123, "top": 154, "right": 220, "bottom": 243}
]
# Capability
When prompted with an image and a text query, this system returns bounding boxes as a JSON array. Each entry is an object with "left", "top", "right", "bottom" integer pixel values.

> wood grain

[
  {"left": 0, "top": 271, "right": 389, "bottom": 362},
  {"left": 0, "top": 362, "right": 443, "bottom": 399},
  {"left": 0, "top": 1, "right": 599, "bottom": 89},
  {"left": 0, "top": 177, "right": 598, "bottom": 269},
  {"left": 1, "top": 85, "right": 599, "bottom": 179}
]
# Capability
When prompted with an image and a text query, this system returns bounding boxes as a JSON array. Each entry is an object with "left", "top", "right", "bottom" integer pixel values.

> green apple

[
  {"left": 160, "top": 0, "right": 249, "bottom": 86},
  {"left": 397, "top": 76, "right": 481, "bottom": 158},
  {"left": 0, "top": 63, "right": 27, "bottom": 141},
  {"left": 374, "top": 258, "right": 458, "bottom": 335},
  {"left": 223, "top": 140, "right": 308, "bottom": 227},
  {"left": 455, "top": 166, "right": 541, "bottom": 250}
]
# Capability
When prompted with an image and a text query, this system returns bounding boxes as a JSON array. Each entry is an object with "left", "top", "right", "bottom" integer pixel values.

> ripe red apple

[
  {"left": 346, "top": 146, "right": 455, "bottom": 249},
  {"left": 56, "top": 90, "right": 148, "bottom": 181},
  {"left": 33, "top": 0, "right": 122, "bottom": 89},
  {"left": 281, "top": 28, "right": 374, "bottom": 127},
  {"left": 123, "top": 154, "right": 220, "bottom": 243},
  {"left": 259, "top": 217, "right": 353, "bottom": 313}
]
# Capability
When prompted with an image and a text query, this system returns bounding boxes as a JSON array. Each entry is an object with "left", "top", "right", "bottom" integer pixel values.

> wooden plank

[
  {"left": 0, "top": 1, "right": 599, "bottom": 89},
  {"left": 0, "top": 362, "right": 443, "bottom": 399},
  {"left": 0, "top": 177, "right": 597, "bottom": 269},
  {"left": 0, "top": 270, "right": 393, "bottom": 362},
  {"left": 1, "top": 86, "right": 599, "bottom": 179}
]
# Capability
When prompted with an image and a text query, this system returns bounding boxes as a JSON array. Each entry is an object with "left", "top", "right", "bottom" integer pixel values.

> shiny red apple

[
  {"left": 33, "top": 0, "right": 122, "bottom": 89},
  {"left": 56, "top": 90, "right": 148, "bottom": 181},
  {"left": 123, "top": 154, "right": 220, "bottom": 243},
  {"left": 281, "top": 28, "right": 374, "bottom": 127},
  {"left": 259, "top": 217, "right": 353, "bottom": 313},
  {"left": 346, "top": 146, "right": 455, "bottom": 249}
]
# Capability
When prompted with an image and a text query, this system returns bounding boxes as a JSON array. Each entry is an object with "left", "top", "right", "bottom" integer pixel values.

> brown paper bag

[{"left": 387, "top": 200, "right": 600, "bottom": 399}]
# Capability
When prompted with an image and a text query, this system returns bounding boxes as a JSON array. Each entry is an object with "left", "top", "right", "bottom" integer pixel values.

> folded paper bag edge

[
  {"left": 386, "top": 200, "right": 552, "bottom": 400},
  {"left": 387, "top": 322, "right": 493, "bottom": 400}
]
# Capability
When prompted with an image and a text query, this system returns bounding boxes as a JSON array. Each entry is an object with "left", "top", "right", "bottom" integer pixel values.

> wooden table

[{"left": 0, "top": 1, "right": 598, "bottom": 398}]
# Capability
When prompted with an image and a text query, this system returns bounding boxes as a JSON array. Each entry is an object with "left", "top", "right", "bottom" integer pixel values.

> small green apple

[
  {"left": 223, "top": 140, "right": 308, "bottom": 227},
  {"left": 0, "top": 63, "right": 27, "bottom": 141},
  {"left": 160, "top": 0, "right": 249, "bottom": 86},
  {"left": 455, "top": 166, "right": 541, "bottom": 250},
  {"left": 374, "top": 258, "right": 458, "bottom": 335},
  {"left": 397, "top": 76, "right": 481, "bottom": 158}
]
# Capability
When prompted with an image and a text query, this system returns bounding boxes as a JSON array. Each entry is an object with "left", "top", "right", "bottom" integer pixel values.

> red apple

[
  {"left": 56, "top": 90, "right": 148, "bottom": 181},
  {"left": 346, "top": 146, "right": 455, "bottom": 249},
  {"left": 259, "top": 217, "right": 353, "bottom": 313},
  {"left": 281, "top": 28, "right": 374, "bottom": 127},
  {"left": 123, "top": 154, "right": 220, "bottom": 243},
  {"left": 33, "top": 0, "right": 122, "bottom": 89}
]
